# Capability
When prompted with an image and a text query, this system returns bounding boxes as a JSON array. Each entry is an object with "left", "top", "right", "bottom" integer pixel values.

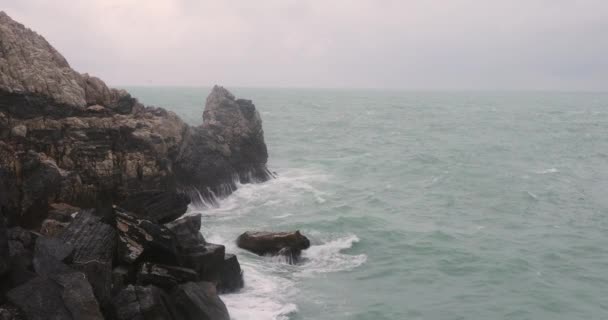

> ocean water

[{"left": 127, "top": 87, "right": 608, "bottom": 320}]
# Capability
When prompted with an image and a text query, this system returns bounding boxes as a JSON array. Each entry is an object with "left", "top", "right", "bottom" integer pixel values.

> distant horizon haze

[{"left": 4, "top": 0, "right": 608, "bottom": 91}]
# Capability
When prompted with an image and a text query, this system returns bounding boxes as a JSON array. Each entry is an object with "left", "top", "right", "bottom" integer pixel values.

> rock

[
  {"left": 111, "top": 266, "right": 132, "bottom": 295},
  {"left": 0, "top": 304, "right": 24, "bottom": 320},
  {"left": 118, "top": 190, "right": 190, "bottom": 224},
  {"left": 0, "top": 213, "right": 8, "bottom": 276},
  {"left": 9, "top": 125, "right": 26, "bottom": 138},
  {"left": 165, "top": 214, "right": 206, "bottom": 249},
  {"left": 7, "top": 277, "right": 73, "bottom": 320},
  {"left": 136, "top": 262, "right": 198, "bottom": 289},
  {"left": 60, "top": 209, "right": 116, "bottom": 306},
  {"left": 175, "top": 85, "right": 272, "bottom": 195},
  {"left": 236, "top": 230, "right": 310, "bottom": 263},
  {"left": 112, "top": 285, "right": 177, "bottom": 320},
  {"left": 18, "top": 151, "right": 63, "bottom": 229},
  {"left": 172, "top": 282, "right": 230, "bottom": 320},
  {"left": 6, "top": 227, "right": 34, "bottom": 249},
  {"left": 218, "top": 254, "right": 244, "bottom": 293},
  {"left": 115, "top": 208, "right": 179, "bottom": 265},
  {"left": 32, "top": 237, "right": 74, "bottom": 276},
  {"left": 40, "top": 218, "right": 71, "bottom": 237},
  {"left": 181, "top": 243, "right": 226, "bottom": 283}
]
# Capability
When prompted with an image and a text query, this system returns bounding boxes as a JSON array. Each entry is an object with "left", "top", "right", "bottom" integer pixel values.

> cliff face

[{"left": 0, "top": 11, "right": 271, "bottom": 228}]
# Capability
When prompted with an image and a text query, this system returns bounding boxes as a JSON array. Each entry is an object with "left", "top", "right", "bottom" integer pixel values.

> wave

[
  {"left": 535, "top": 168, "right": 559, "bottom": 174},
  {"left": 296, "top": 234, "right": 367, "bottom": 277}
]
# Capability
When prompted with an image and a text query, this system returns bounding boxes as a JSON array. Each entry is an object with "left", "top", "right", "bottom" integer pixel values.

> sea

[{"left": 126, "top": 87, "right": 608, "bottom": 320}]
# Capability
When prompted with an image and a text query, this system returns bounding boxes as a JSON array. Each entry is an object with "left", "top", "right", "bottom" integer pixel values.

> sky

[{"left": 3, "top": 0, "right": 608, "bottom": 90}]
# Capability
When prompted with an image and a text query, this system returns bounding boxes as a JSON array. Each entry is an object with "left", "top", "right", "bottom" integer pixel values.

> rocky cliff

[
  {"left": 0, "top": 11, "right": 271, "bottom": 228},
  {"left": 0, "top": 11, "right": 273, "bottom": 319}
]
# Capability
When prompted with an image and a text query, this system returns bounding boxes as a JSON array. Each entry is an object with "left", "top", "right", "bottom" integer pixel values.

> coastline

[{"left": 0, "top": 11, "right": 273, "bottom": 319}]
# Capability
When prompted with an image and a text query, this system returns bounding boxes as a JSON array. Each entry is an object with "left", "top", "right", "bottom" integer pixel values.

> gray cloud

[{"left": 4, "top": 0, "right": 608, "bottom": 90}]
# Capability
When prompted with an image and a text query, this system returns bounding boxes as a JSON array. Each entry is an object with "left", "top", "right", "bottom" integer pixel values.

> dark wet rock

[
  {"left": 18, "top": 151, "right": 63, "bottom": 229},
  {"left": 111, "top": 266, "right": 133, "bottom": 295},
  {"left": 7, "top": 277, "right": 72, "bottom": 320},
  {"left": 118, "top": 190, "right": 190, "bottom": 223},
  {"left": 175, "top": 85, "right": 272, "bottom": 195},
  {"left": 181, "top": 243, "right": 226, "bottom": 283},
  {"left": 60, "top": 209, "right": 116, "bottom": 306},
  {"left": 172, "top": 281, "right": 230, "bottom": 320},
  {"left": 115, "top": 208, "right": 179, "bottom": 265},
  {"left": 32, "top": 237, "right": 74, "bottom": 277},
  {"left": 237, "top": 230, "right": 311, "bottom": 254},
  {"left": 112, "top": 285, "right": 177, "bottom": 320},
  {"left": 0, "top": 215, "right": 8, "bottom": 276},
  {"left": 6, "top": 228, "right": 33, "bottom": 250},
  {"left": 0, "top": 303, "right": 24, "bottom": 320},
  {"left": 218, "top": 254, "right": 244, "bottom": 293},
  {"left": 7, "top": 273, "right": 103, "bottom": 320},
  {"left": 237, "top": 230, "right": 310, "bottom": 263},
  {"left": 166, "top": 214, "right": 206, "bottom": 249},
  {"left": 136, "top": 262, "right": 198, "bottom": 289}
]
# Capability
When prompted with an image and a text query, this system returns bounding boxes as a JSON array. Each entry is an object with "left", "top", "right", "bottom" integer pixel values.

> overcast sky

[{"left": 4, "top": 0, "right": 608, "bottom": 90}]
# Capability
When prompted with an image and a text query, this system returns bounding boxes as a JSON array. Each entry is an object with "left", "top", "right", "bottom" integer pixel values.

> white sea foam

[
  {"left": 221, "top": 264, "right": 298, "bottom": 320},
  {"left": 535, "top": 168, "right": 559, "bottom": 174},
  {"left": 296, "top": 234, "right": 367, "bottom": 277},
  {"left": 187, "top": 168, "right": 366, "bottom": 319}
]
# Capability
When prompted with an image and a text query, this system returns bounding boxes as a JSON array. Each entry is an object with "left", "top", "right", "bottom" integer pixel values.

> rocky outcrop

[
  {"left": 0, "top": 11, "right": 266, "bottom": 319},
  {"left": 2, "top": 206, "right": 242, "bottom": 319},
  {"left": 0, "top": 11, "right": 271, "bottom": 228},
  {"left": 237, "top": 230, "right": 311, "bottom": 264}
]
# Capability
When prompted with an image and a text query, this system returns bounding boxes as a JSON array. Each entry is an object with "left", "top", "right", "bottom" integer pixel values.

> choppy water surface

[{"left": 128, "top": 87, "right": 608, "bottom": 320}]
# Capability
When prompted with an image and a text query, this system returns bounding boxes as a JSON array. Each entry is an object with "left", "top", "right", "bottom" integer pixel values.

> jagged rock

[
  {"left": 111, "top": 266, "right": 132, "bottom": 295},
  {"left": 165, "top": 214, "right": 205, "bottom": 249},
  {"left": 60, "top": 209, "right": 116, "bottom": 306},
  {"left": 118, "top": 191, "right": 190, "bottom": 224},
  {"left": 18, "top": 151, "right": 63, "bottom": 229},
  {"left": 181, "top": 243, "right": 226, "bottom": 283},
  {"left": 0, "top": 213, "right": 8, "bottom": 276},
  {"left": 0, "top": 12, "right": 272, "bottom": 229},
  {"left": 237, "top": 230, "right": 311, "bottom": 263},
  {"left": 32, "top": 237, "right": 74, "bottom": 277},
  {"left": 115, "top": 208, "right": 179, "bottom": 265},
  {"left": 0, "top": 303, "right": 24, "bottom": 320},
  {"left": 175, "top": 85, "right": 272, "bottom": 195},
  {"left": 112, "top": 285, "right": 177, "bottom": 320},
  {"left": 218, "top": 254, "right": 244, "bottom": 293},
  {"left": 172, "top": 282, "right": 230, "bottom": 320},
  {"left": 136, "top": 262, "right": 198, "bottom": 289},
  {"left": 7, "top": 272, "right": 103, "bottom": 320},
  {"left": 7, "top": 277, "right": 72, "bottom": 320}
]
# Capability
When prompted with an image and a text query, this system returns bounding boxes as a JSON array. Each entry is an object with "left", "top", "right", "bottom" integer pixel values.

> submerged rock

[{"left": 237, "top": 230, "right": 311, "bottom": 263}]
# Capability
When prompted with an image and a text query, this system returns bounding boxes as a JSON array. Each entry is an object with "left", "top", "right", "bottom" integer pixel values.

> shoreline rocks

[
  {"left": 0, "top": 11, "right": 261, "bottom": 319},
  {"left": 237, "top": 230, "right": 311, "bottom": 264}
]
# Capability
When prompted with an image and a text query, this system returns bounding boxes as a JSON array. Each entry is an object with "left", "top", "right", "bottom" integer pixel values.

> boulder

[
  {"left": 136, "top": 263, "right": 198, "bottom": 289},
  {"left": 172, "top": 282, "right": 230, "bottom": 320},
  {"left": 7, "top": 277, "right": 73, "bottom": 320},
  {"left": 180, "top": 243, "right": 226, "bottom": 283},
  {"left": 165, "top": 214, "right": 205, "bottom": 249},
  {"left": 112, "top": 285, "right": 177, "bottom": 320},
  {"left": 237, "top": 230, "right": 311, "bottom": 263},
  {"left": 118, "top": 191, "right": 190, "bottom": 224},
  {"left": 0, "top": 304, "right": 24, "bottom": 320},
  {"left": 32, "top": 237, "right": 74, "bottom": 277},
  {"left": 218, "top": 254, "right": 244, "bottom": 293},
  {"left": 60, "top": 209, "right": 117, "bottom": 306},
  {"left": 0, "top": 214, "right": 8, "bottom": 276},
  {"left": 111, "top": 266, "right": 132, "bottom": 296},
  {"left": 115, "top": 208, "right": 179, "bottom": 265}
]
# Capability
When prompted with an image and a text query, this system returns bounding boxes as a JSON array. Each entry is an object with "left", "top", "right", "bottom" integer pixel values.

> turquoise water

[{"left": 127, "top": 87, "right": 608, "bottom": 320}]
